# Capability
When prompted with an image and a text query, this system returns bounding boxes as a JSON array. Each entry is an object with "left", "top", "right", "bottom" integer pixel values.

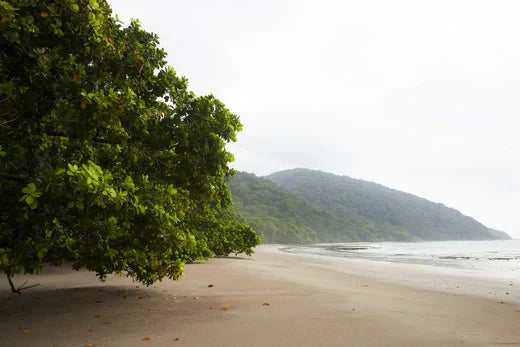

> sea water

[{"left": 280, "top": 239, "right": 520, "bottom": 281}]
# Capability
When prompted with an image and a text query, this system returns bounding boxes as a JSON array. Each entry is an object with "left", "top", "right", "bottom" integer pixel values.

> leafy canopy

[{"left": 0, "top": 0, "right": 259, "bottom": 286}]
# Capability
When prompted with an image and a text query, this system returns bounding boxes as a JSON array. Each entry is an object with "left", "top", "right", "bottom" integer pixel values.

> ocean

[{"left": 280, "top": 239, "right": 520, "bottom": 281}]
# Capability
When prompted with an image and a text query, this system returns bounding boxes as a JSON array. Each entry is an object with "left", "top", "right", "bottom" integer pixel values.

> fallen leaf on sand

[
  {"left": 209, "top": 307, "right": 213, "bottom": 309},
  {"left": 263, "top": 303, "right": 270, "bottom": 306},
  {"left": 138, "top": 296, "right": 143, "bottom": 299},
  {"left": 143, "top": 337, "right": 150, "bottom": 341},
  {"left": 24, "top": 329, "right": 30, "bottom": 333},
  {"left": 221, "top": 307, "right": 228, "bottom": 311},
  {"left": 86, "top": 344, "right": 94, "bottom": 347}
]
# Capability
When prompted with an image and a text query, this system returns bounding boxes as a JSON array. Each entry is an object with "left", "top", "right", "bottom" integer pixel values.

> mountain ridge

[{"left": 229, "top": 168, "right": 510, "bottom": 243}]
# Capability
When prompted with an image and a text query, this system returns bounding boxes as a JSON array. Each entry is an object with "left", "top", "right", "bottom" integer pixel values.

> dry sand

[{"left": 1, "top": 245, "right": 519, "bottom": 347}]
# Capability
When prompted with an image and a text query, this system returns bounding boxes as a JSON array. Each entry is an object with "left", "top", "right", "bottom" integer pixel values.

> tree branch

[{"left": 6, "top": 273, "right": 40, "bottom": 294}]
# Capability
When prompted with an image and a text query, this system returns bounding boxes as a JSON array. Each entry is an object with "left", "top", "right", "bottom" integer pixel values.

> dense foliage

[
  {"left": 0, "top": 0, "right": 259, "bottom": 289},
  {"left": 230, "top": 170, "right": 510, "bottom": 243}
]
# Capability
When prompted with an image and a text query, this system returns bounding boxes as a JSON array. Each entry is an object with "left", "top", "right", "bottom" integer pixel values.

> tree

[{"left": 0, "top": 0, "right": 259, "bottom": 292}]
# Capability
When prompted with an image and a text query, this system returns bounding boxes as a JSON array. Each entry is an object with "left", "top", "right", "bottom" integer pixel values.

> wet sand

[{"left": 1, "top": 245, "right": 519, "bottom": 346}]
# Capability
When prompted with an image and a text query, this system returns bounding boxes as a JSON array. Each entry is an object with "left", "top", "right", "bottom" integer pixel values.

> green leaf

[
  {"left": 27, "top": 183, "right": 36, "bottom": 193},
  {"left": 29, "top": 200, "right": 38, "bottom": 209},
  {"left": 88, "top": 0, "right": 99, "bottom": 10}
]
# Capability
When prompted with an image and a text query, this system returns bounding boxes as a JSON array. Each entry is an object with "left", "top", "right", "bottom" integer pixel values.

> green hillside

[
  {"left": 229, "top": 169, "right": 510, "bottom": 243},
  {"left": 229, "top": 172, "right": 349, "bottom": 243}
]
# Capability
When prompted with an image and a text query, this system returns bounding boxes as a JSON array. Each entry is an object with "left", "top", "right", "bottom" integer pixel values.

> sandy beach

[{"left": 1, "top": 245, "right": 519, "bottom": 347}]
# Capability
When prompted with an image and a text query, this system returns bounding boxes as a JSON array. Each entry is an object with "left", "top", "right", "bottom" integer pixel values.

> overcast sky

[{"left": 110, "top": 0, "right": 520, "bottom": 238}]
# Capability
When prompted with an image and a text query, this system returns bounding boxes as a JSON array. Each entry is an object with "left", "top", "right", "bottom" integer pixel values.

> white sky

[{"left": 109, "top": 0, "right": 520, "bottom": 238}]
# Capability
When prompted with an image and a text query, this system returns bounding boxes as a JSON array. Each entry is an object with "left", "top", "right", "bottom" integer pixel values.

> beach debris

[
  {"left": 24, "top": 329, "right": 30, "bottom": 333},
  {"left": 174, "top": 337, "right": 180, "bottom": 341},
  {"left": 221, "top": 307, "right": 228, "bottom": 311},
  {"left": 209, "top": 306, "right": 213, "bottom": 309},
  {"left": 194, "top": 296, "right": 199, "bottom": 300},
  {"left": 439, "top": 256, "right": 473, "bottom": 260},
  {"left": 143, "top": 337, "right": 150, "bottom": 341},
  {"left": 208, "top": 284, "right": 214, "bottom": 287},
  {"left": 86, "top": 344, "right": 94, "bottom": 347},
  {"left": 352, "top": 308, "right": 356, "bottom": 311},
  {"left": 263, "top": 302, "right": 270, "bottom": 306},
  {"left": 158, "top": 336, "right": 163, "bottom": 339}
]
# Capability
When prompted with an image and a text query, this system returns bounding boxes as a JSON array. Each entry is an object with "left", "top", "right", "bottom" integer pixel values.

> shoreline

[
  {"left": 270, "top": 244, "right": 520, "bottom": 303},
  {"left": 1, "top": 245, "right": 519, "bottom": 346}
]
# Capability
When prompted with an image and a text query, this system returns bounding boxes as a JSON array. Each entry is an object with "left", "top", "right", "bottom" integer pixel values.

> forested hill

[{"left": 229, "top": 169, "right": 510, "bottom": 243}]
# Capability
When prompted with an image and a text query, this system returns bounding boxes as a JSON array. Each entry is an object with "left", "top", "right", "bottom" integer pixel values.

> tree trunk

[{"left": 6, "top": 273, "right": 21, "bottom": 294}]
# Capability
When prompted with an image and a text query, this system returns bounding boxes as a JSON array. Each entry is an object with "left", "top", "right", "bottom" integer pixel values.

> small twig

[
  {"left": 18, "top": 282, "right": 40, "bottom": 291},
  {"left": 0, "top": 107, "right": 18, "bottom": 121}
]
